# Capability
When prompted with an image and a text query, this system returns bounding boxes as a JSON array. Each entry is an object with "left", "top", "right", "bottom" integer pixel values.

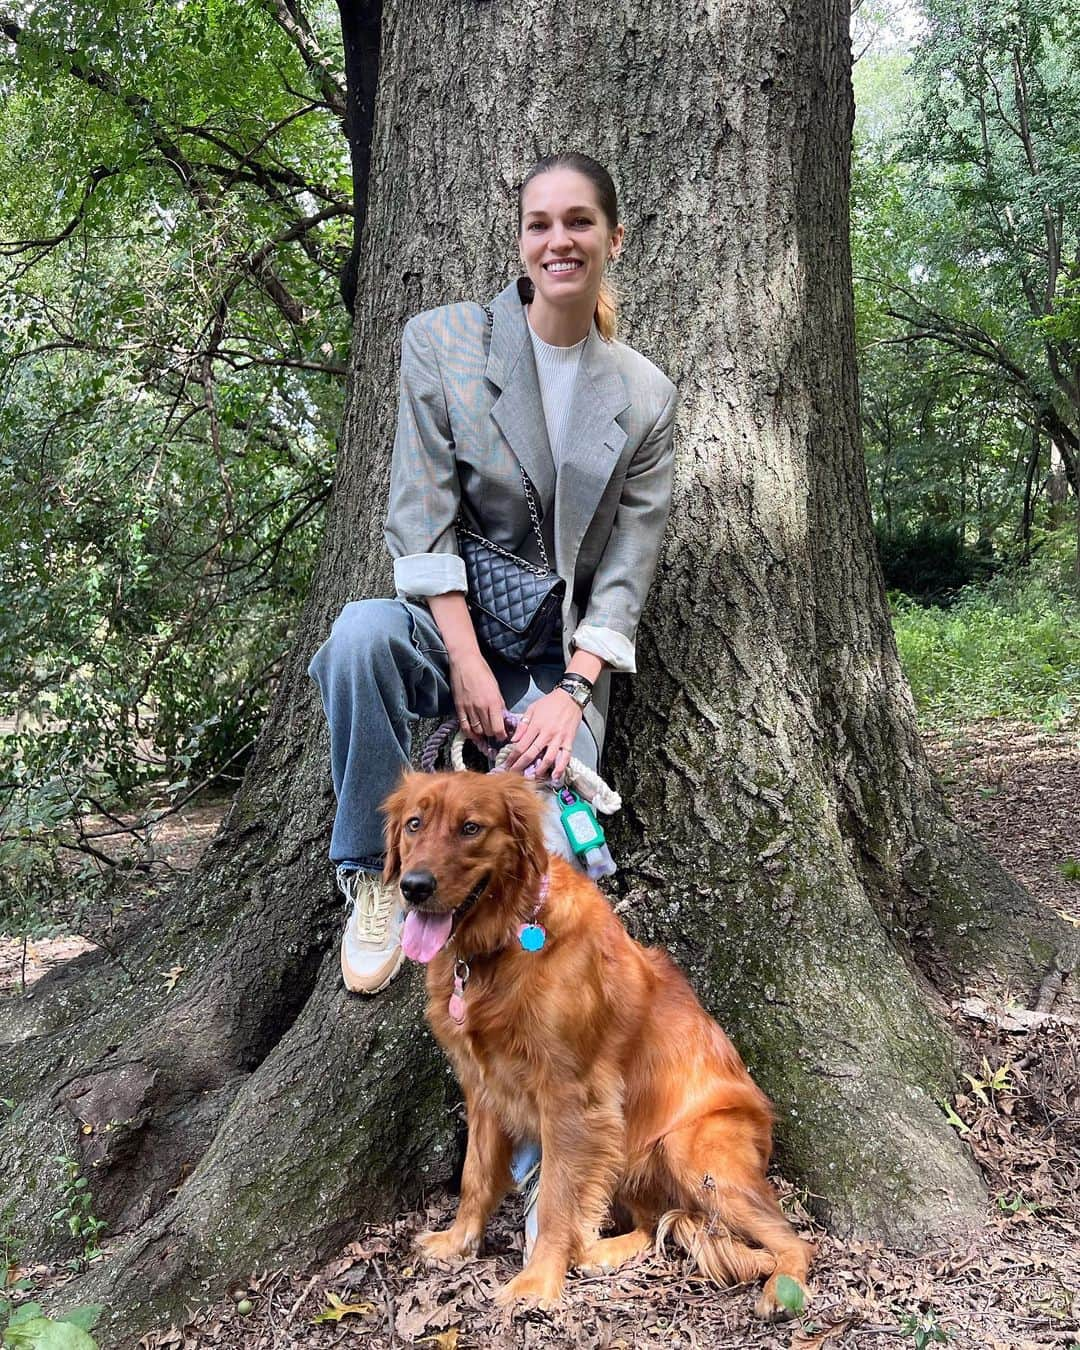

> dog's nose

[{"left": 399, "top": 869, "right": 437, "bottom": 904}]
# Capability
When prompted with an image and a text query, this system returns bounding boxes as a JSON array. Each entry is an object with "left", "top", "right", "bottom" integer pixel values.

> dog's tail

[{"left": 655, "top": 1208, "right": 777, "bottom": 1286}]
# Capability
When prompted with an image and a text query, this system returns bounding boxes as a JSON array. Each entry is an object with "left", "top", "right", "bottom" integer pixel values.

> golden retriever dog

[{"left": 383, "top": 770, "right": 813, "bottom": 1316}]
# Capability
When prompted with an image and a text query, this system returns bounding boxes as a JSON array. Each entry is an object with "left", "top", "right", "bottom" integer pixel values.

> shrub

[
  {"left": 875, "top": 520, "right": 998, "bottom": 603},
  {"left": 890, "top": 534, "right": 1080, "bottom": 729}
]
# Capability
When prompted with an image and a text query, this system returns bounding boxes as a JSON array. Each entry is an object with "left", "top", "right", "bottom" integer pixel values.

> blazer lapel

[
  {"left": 554, "top": 327, "right": 630, "bottom": 581},
  {"left": 486, "top": 279, "right": 557, "bottom": 511}
]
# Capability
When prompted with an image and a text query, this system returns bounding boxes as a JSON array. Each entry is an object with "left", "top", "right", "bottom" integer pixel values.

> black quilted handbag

[{"left": 457, "top": 466, "right": 566, "bottom": 667}]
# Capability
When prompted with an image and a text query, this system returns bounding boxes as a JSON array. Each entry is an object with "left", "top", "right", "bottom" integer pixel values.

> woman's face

[{"left": 518, "top": 168, "right": 623, "bottom": 312}]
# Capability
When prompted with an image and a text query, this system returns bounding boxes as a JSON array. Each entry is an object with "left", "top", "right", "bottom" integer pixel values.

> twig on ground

[
  {"left": 370, "top": 1255, "right": 396, "bottom": 1345},
  {"left": 287, "top": 1272, "right": 320, "bottom": 1320}
]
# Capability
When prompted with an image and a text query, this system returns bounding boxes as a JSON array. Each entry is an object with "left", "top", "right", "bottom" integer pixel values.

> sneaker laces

[{"left": 337, "top": 870, "right": 394, "bottom": 943}]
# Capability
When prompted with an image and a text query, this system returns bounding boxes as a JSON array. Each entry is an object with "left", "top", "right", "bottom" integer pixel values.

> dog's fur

[{"left": 384, "top": 771, "right": 813, "bottom": 1315}]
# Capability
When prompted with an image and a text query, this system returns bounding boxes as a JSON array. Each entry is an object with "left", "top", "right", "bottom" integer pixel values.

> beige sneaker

[{"left": 337, "top": 868, "right": 405, "bottom": 994}]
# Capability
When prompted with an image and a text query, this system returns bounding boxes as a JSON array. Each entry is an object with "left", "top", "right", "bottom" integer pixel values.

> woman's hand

[
  {"left": 501, "top": 688, "right": 583, "bottom": 781},
  {"left": 449, "top": 651, "right": 506, "bottom": 745},
  {"left": 426, "top": 594, "right": 507, "bottom": 746}
]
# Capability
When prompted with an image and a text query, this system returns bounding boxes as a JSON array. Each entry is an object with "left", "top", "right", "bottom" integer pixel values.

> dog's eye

[
  {"left": 461, "top": 821, "right": 482, "bottom": 836},
  {"left": 405, "top": 816, "right": 422, "bottom": 833}
]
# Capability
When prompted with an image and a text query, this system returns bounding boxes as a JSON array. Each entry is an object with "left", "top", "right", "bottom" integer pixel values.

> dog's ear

[
  {"left": 500, "top": 776, "right": 548, "bottom": 883},
  {"left": 380, "top": 775, "right": 411, "bottom": 882}
]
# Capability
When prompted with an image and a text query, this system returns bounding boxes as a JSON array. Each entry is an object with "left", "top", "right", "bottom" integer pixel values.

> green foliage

[
  {"left": 996, "top": 1191, "right": 1043, "bottom": 1214},
  {"left": 939, "top": 1097, "right": 971, "bottom": 1135},
  {"left": 0, "top": 759, "right": 115, "bottom": 940},
  {"left": 899, "top": 1310, "right": 949, "bottom": 1348},
  {"left": 0, "top": 1299, "right": 100, "bottom": 1350},
  {"left": 0, "top": 0, "right": 350, "bottom": 928},
  {"left": 852, "top": 0, "right": 1080, "bottom": 561},
  {"left": 1058, "top": 858, "right": 1080, "bottom": 882},
  {"left": 49, "top": 1159, "right": 105, "bottom": 1267},
  {"left": 891, "top": 532, "right": 1080, "bottom": 729},
  {"left": 875, "top": 520, "right": 997, "bottom": 601}
]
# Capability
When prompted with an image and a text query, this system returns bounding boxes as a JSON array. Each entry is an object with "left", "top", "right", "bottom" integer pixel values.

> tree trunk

[
  {"left": 335, "top": 0, "right": 382, "bottom": 314},
  {"left": 3, "top": 0, "right": 1075, "bottom": 1343},
  {"left": 1022, "top": 421, "right": 1040, "bottom": 561}
]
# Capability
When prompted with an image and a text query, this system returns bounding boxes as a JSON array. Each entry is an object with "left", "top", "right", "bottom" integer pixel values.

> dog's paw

[
  {"left": 414, "top": 1227, "right": 480, "bottom": 1264},
  {"left": 577, "top": 1230, "right": 652, "bottom": 1275},
  {"left": 494, "top": 1266, "right": 565, "bottom": 1309},
  {"left": 753, "top": 1274, "right": 809, "bottom": 1322}
]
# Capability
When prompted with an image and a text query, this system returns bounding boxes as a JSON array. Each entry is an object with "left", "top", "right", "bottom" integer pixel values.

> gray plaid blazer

[{"left": 384, "top": 276, "right": 678, "bottom": 752}]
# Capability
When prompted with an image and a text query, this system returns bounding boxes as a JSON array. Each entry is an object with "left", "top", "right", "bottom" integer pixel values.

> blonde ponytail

[{"left": 594, "top": 276, "right": 618, "bottom": 342}]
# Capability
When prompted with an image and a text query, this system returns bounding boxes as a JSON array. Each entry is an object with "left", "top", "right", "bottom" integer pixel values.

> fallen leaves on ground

[{"left": 310, "top": 1291, "right": 376, "bottom": 1323}]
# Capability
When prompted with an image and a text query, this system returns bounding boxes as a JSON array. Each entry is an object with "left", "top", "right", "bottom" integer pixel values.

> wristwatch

[{"left": 556, "top": 673, "right": 594, "bottom": 710}]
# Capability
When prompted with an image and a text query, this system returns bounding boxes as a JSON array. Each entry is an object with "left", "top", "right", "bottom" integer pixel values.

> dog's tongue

[{"left": 401, "top": 909, "right": 454, "bottom": 963}]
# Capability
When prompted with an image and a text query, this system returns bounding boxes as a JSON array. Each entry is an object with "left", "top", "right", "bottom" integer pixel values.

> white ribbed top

[{"left": 528, "top": 315, "right": 588, "bottom": 468}]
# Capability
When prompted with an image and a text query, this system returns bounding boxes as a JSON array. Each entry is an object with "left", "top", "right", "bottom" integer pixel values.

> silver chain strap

[
  {"left": 520, "top": 468, "right": 551, "bottom": 568},
  {"left": 457, "top": 468, "right": 551, "bottom": 575},
  {"left": 456, "top": 303, "right": 552, "bottom": 575}
]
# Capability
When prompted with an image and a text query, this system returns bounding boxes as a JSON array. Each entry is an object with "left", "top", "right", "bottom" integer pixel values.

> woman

[{"left": 309, "top": 151, "right": 678, "bottom": 996}]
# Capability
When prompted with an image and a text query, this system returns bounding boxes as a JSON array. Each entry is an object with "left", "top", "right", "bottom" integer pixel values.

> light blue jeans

[{"left": 307, "top": 598, "right": 597, "bottom": 869}]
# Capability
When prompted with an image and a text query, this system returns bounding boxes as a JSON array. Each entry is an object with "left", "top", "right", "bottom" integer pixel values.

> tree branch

[
  {"left": 0, "top": 167, "right": 119, "bottom": 258},
  {"left": 0, "top": 12, "right": 327, "bottom": 327},
  {"left": 259, "top": 0, "right": 348, "bottom": 119}
]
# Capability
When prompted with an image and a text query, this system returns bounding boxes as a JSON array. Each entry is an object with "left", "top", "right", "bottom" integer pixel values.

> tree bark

[
  {"left": 335, "top": 0, "right": 382, "bottom": 314},
  {"left": 1022, "top": 421, "right": 1040, "bottom": 561},
  {"left": 2, "top": 0, "right": 1076, "bottom": 1343}
]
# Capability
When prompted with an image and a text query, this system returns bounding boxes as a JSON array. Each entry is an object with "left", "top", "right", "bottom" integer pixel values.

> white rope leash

[{"left": 447, "top": 731, "right": 621, "bottom": 815}]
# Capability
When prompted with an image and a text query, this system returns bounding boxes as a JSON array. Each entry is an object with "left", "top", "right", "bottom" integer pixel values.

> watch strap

[{"left": 557, "top": 675, "right": 592, "bottom": 708}]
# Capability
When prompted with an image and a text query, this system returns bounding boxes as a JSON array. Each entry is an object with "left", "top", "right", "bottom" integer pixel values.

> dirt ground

[
  {"left": 923, "top": 719, "right": 1080, "bottom": 926},
  {"left": 0, "top": 801, "right": 225, "bottom": 995},
  {"left": 5, "top": 721, "right": 1079, "bottom": 1348}
]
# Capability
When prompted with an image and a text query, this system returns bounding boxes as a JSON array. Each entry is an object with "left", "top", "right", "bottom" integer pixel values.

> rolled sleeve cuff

[
  {"left": 572, "top": 624, "right": 636, "bottom": 675},
  {"left": 393, "top": 552, "right": 467, "bottom": 599}
]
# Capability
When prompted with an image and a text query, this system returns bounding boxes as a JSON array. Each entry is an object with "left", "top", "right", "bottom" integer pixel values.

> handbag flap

[{"left": 460, "top": 535, "right": 565, "bottom": 634}]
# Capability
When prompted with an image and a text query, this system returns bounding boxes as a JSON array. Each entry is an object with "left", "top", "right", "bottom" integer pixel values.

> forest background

[{"left": 1, "top": 0, "right": 1079, "bottom": 1345}]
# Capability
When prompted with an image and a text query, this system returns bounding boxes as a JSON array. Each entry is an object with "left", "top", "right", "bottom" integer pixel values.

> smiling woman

[{"left": 307, "top": 149, "right": 679, "bottom": 996}]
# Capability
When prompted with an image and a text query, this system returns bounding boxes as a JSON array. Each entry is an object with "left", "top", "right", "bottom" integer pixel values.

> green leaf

[
  {"left": 5, "top": 1306, "right": 43, "bottom": 1328},
  {"left": 962, "top": 1073, "right": 989, "bottom": 1107},
  {"left": 55, "top": 1308, "right": 101, "bottom": 1333},
  {"left": 3, "top": 1315, "right": 97, "bottom": 1349},
  {"left": 774, "top": 1274, "right": 806, "bottom": 1314},
  {"left": 939, "top": 1098, "right": 970, "bottom": 1135}
]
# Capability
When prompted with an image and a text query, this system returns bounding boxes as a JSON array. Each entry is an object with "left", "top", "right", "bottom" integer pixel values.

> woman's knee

[{"left": 311, "top": 598, "right": 410, "bottom": 679}]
